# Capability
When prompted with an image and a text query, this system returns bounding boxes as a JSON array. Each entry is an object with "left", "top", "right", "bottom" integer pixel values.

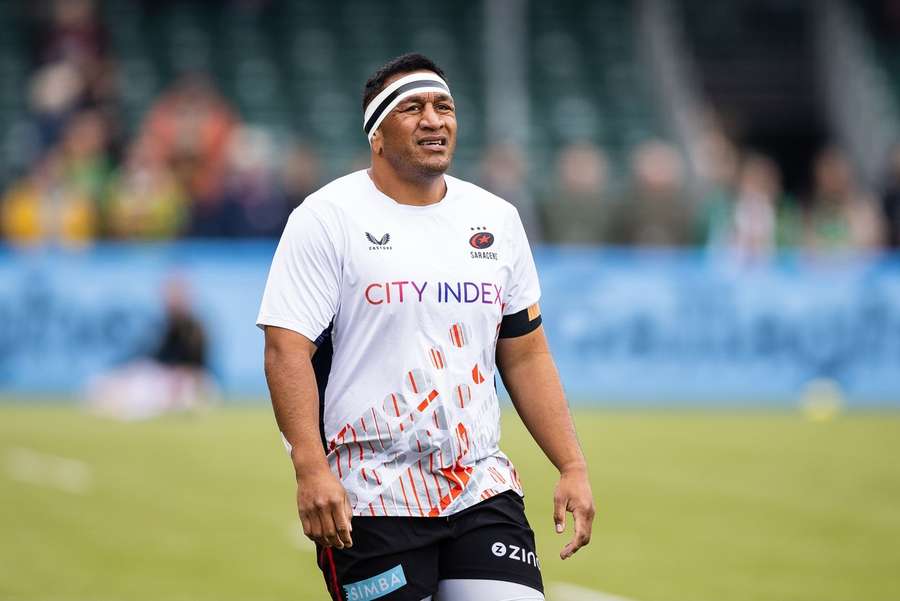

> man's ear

[{"left": 370, "top": 129, "right": 384, "bottom": 155}]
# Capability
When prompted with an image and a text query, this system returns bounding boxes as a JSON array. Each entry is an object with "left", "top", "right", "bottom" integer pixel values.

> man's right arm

[{"left": 263, "top": 325, "right": 353, "bottom": 549}]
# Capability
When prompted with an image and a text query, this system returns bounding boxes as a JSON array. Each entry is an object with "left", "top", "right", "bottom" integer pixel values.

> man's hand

[
  {"left": 296, "top": 464, "right": 354, "bottom": 549},
  {"left": 264, "top": 327, "right": 352, "bottom": 549},
  {"left": 553, "top": 466, "right": 595, "bottom": 559}
]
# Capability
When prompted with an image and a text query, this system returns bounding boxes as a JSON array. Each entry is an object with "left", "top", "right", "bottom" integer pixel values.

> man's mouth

[{"left": 417, "top": 137, "right": 447, "bottom": 147}]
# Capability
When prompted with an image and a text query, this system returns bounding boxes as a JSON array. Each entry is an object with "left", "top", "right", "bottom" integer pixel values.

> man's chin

[
  {"left": 421, "top": 162, "right": 450, "bottom": 176},
  {"left": 387, "top": 147, "right": 453, "bottom": 178},
  {"left": 416, "top": 154, "right": 452, "bottom": 176}
]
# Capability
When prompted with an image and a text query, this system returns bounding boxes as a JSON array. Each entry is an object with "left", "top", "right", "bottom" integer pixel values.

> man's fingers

[
  {"left": 333, "top": 499, "right": 354, "bottom": 548},
  {"left": 316, "top": 505, "right": 344, "bottom": 549},
  {"left": 573, "top": 506, "right": 593, "bottom": 545},
  {"left": 303, "top": 510, "right": 324, "bottom": 544},
  {"left": 344, "top": 495, "right": 354, "bottom": 532},
  {"left": 299, "top": 511, "right": 316, "bottom": 541},
  {"left": 322, "top": 518, "right": 343, "bottom": 548},
  {"left": 560, "top": 506, "right": 593, "bottom": 559},
  {"left": 553, "top": 493, "right": 566, "bottom": 534}
]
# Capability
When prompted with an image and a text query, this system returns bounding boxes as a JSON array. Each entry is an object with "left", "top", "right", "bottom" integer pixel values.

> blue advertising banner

[
  {"left": 1, "top": 243, "right": 899, "bottom": 405},
  {"left": 537, "top": 248, "right": 900, "bottom": 405},
  {"left": 0, "top": 242, "right": 274, "bottom": 398}
]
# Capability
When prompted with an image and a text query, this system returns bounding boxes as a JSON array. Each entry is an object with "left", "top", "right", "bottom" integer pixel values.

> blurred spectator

[
  {"left": 694, "top": 119, "right": 740, "bottom": 190},
  {"left": 136, "top": 74, "right": 238, "bottom": 209},
  {"left": 480, "top": 143, "right": 542, "bottom": 242},
  {"left": 28, "top": 60, "right": 85, "bottom": 149},
  {"left": 28, "top": 0, "right": 116, "bottom": 150},
  {"left": 60, "top": 109, "right": 112, "bottom": 210},
  {"left": 194, "top": 126, "right": 289, "bottom": 237},
  {"left": 154, "top": 276, "right": 209, "bottom": 376},
  {"left": 1, "top": 108, "right": 112, "bottom": 245},
  {"left": 106, "top": 140, "right": 189, "bottom": 239},
  {"left": 86, "top": 276, "right": 216, "bottom": 421},
  {"left": 730, "top": 154, "right": 779, "bottom": 258},
  {"left": 880, "top": 144, "right": 900, "bottom": 248},
  {"left": 704, "top": 153, "right": 801, "bottom": 261},
  {"left": 803, "top": 147, "right": 883, "bottom": 252},
  {"left": 612, "top": 140, "right": 693, "bottom": 246},
  {"left": 1, "top": 150, "right": 96, "bottom": 246},
  {"left": 38, "top": 0, "right": 107, "bottom": 66},
  {"left": 281, "top": 142, "right": 321, "bottom": 214},
  {"left": 694, "top": 129, "right": 739, "bottom": 243},
  {"left": 540, "top": 142, "right": 611, "bottom": 244}
]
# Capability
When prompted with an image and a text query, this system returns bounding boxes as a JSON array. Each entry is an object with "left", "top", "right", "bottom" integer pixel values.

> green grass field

[{"left": 1, "top": 405, "right": 899, "bottom": 601}]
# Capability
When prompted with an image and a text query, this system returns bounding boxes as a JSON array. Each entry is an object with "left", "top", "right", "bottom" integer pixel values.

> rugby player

[{"left": 258, "top": 53, "right": 594, "bottom": 601}]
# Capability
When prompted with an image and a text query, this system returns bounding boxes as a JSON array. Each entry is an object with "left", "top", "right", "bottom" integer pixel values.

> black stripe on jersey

[
  {"left": 311, "top": 322, "right": 334, "bottom": 452},
  {"left": 363, "top": 79, "right": 450, "bottom": 135},
  {"left": 498, "top": 307, "right": 542, "bottom": 339}
]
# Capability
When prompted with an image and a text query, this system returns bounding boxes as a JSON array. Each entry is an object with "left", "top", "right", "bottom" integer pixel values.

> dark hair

[{"left": 362, "top": 53, "right": 447, "bottom": 110}]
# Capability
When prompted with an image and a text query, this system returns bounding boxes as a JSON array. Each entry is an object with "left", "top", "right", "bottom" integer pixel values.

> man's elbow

[{"left": 263, "top": 343, "right": 283, "bottom": 375}]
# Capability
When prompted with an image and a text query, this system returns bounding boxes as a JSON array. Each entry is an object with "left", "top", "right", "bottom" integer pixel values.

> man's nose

[{"left": 419, "top": 103, "right": 442, "bottom": 129}]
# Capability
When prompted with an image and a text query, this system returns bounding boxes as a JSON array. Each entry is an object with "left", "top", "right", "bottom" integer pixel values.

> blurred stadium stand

[
  {"left": 0, "top": 0, "right": 897, "bottom": 248},
  {"left": 99, "top": 0, "right": 661, "bottom": 182},
  {"left": 527, "top": 1, "right": 662, "bottom": 176},
  {"left": 103, "top": 0, "right": 487, "bottom": 176},
  {"left": 0, "top": 0, "right": 671, "bottom": 240},
  {"left": 678, "top": 0, "right": 826, "bottom": 192}
]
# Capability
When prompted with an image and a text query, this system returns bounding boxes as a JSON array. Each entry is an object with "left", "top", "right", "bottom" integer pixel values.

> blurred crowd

[
  {"left": 518, "top": 132, "right": 895, "bottom": 258},
  {"left": 3, "top": 0, "right": 900, "bottom": 256},
  {"left": 0, "top": 0, "right": 320, "bottom": 245},
  {"left": 486, "top": 127, "right": 900, "bottom": 260}
]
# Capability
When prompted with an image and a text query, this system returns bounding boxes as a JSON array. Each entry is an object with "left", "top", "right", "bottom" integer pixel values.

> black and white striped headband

[{"left": 363, "top": 72, "right": 451, "bottom": 142}]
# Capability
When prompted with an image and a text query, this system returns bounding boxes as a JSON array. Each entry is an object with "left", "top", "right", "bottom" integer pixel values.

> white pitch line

[
  {"left": 548, "top": 582, "right": 641, "bottom": 601},
  {"left": 4, "top": 447, "right": 93, "bottom": 495}
]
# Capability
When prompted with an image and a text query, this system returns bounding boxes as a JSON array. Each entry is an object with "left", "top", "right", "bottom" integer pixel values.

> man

[{"left": 258, "top": 53, "right": 594, "bottom": 601}]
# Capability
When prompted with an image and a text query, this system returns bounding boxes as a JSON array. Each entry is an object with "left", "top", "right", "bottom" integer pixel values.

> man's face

[{"left": 376, "top": 72, "right": 457, "bottom": 179}]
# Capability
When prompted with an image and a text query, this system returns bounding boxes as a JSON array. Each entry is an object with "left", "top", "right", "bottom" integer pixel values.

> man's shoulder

[
  {"left": 285, "top": 170, "right": 371, "bottom": 230},
  {"left": 448, "top": 175, "right": 517, "bottom": 213},
  {"left": 279, "top": 172, "right": 365, "bottom": 239},
  {"left": 302, "top": 170, "right": 368, "bottom": 212}
]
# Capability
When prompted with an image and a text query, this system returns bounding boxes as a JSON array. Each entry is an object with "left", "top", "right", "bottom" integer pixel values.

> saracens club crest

[
  {"left": 468, "top": 226, "right": 498, "bottom": 260},
  {"left": 469, "top": 231, "right": 494, "bottom": 249}
]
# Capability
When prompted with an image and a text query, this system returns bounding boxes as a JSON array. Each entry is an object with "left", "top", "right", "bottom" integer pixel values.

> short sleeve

[
  {"left": 503, "top": 207, "right": 541, "bottom": 316},
  {"left": 256, "top": 205, "right": 342, "bottom": 341}
]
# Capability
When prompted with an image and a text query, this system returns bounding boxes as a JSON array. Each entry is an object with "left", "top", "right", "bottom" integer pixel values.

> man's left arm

[{"left": 496, "top": 325, "right": 596, "bottom": 560}]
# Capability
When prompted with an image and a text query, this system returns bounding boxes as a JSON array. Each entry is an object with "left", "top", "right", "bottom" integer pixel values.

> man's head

[{"left": 363, "top": 53, "right": 457, "bottom": 181}]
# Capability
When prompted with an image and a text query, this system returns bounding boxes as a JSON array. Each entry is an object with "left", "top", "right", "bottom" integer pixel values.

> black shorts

[{"left": 316, "top": 491, "right": 543, "bottom": 601}]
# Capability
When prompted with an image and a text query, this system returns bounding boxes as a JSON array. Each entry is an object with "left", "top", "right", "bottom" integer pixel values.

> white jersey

[{"left": 257, "top": 169, "right": 541, "bottom": 517}]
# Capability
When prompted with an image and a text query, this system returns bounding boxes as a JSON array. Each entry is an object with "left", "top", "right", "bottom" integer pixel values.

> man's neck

[{"left": 368, "top": 164, "right": 447, "bottom": 207}]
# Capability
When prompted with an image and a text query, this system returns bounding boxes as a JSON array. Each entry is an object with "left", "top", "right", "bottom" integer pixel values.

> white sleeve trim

[
  {"left": 255, "top": 314, "right": 321, "bottom": 343},
  {"left": 503, "top": 293, "right": 542, "bottom": 317}
]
